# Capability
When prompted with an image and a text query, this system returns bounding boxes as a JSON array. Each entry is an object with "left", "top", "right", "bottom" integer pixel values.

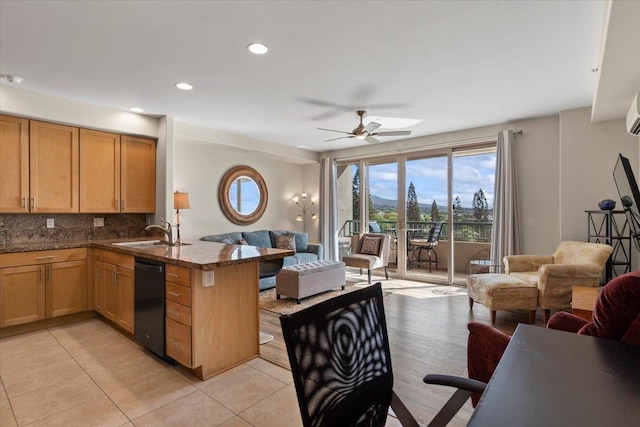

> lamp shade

[{"left": 174, "top": 192, "right": 191, "bottom": 210}]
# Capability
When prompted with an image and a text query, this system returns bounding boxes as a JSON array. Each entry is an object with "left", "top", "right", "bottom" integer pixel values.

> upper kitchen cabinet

[
  {"left": 120, "top": 135, "right": 156, "bottom": 213},
  {"left": 0, "top": 114, "right": 29, "bottom": 212},
  {"left": 79, "top": 129, "right": 121, "bottom": 213},
  {"left": 30, "top": 120, "right": 79, "bottom": 213}
]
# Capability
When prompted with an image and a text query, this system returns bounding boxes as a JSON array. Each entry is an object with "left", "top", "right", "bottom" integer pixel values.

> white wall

[
  {"left": 173, "top": 135, "right": 308, "bottom": 241},
  {"left": 0, "top": 86, "right": 159, "bottom": 137}
]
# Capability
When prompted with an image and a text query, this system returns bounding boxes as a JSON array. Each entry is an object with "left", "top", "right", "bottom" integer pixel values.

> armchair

[
  {"left": 342, "top": 233, "right": 390, "bottom": 284},
  {"left": 504, "top": 241, "right": 613, "bottom": 323},
  {"left": 467, "top": 270, "right": 640, "bottom": 406}
]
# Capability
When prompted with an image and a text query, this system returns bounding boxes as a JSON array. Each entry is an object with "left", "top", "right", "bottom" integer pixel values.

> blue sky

[{"left": 367, "top": 152, "right": 496, "bottom": 209}]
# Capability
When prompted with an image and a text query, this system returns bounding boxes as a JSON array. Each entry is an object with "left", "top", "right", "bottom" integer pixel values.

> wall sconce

[
  {"left": 293, "top": 193, "right": 317, "bottom": 231},
  {"left": 173, "top": 191, "right": 190, "bottom": 245}
]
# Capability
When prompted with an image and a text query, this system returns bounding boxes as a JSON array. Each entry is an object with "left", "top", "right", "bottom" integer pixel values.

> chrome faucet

[{"left": 144, "top": 219, "right": 173, "bottom": 245}]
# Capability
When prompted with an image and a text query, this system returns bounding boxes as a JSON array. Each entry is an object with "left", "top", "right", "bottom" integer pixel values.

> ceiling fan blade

[
  {"left": 362, "top": 121, "right": 382, "bottom": 133},
  {"left": 365, "top": 136, "right": 380, "bottom": 144},
  {"left": 371, "top": 131, "right": 411, "bottom": 137},
  {"left": 318, "top": 128, "right": 353, "bottom": 135},
  {"left": 324, "top": 135, "right": 355, "bottom": 142}
]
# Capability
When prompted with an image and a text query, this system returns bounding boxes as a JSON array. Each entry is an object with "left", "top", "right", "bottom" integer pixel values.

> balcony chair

[
  {"left": 342, "top": 233, "right": 391, "bottom": 284},
  {"left": 503, "top": 240, "right": 613, "bottom": 323},
  {"left": 280, "top": 283, "right": 486, "bottom": 427},
  {"left": 467, "top": 270, "right": 640, "bottom": 406},
  {"left": 409, "top": 222, "right": 442, "bottom": 272}
]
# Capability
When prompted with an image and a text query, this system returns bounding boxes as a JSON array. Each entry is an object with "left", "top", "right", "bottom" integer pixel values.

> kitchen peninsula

[{"left": 0, "top": 240, "right": 293, "bottom": 380}]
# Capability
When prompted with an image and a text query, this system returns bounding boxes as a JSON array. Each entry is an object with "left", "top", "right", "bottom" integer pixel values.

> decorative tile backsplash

[{"left": 0, "top": 214, "right": 150, "bottom": 248}]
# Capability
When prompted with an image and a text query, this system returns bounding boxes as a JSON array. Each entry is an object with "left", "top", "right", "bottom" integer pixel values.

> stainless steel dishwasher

[{"left": 134, "top": 257, "right": 166, "bottom": 359}]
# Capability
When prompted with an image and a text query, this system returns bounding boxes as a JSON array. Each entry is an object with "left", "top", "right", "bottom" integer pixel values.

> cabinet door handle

[
  {"left": 121, "top": 200, "right": 125, "bottom": 210},
  {"left": 167, "top": 291, "right": 181, "bottom": 297},
  {"left": 36, "top": 256, "right": 55, "bottom": 260},
  {"left": 168, "top": 339, "right": 181, "bottom": 347},
  {"left": 167, "top": 273, "right": 180, "bottom": 277},
  {"left": 167, "top": 310, "right": 180, "bottom": 316},
  {"left": 31, "top": 197, "right": 37, "bottom": 210},
  {"left": 23, "top": 196, "right": 28, "bottom": 211},
  {"left": 47, "top": 266, "right": 52, "bottom": 281},
  {"left": 116, "top": 199, "right": 119, "bottom": 210}
]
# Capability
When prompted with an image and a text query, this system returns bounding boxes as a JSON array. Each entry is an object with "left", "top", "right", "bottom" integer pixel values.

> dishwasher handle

[{"left": 135, "top": 260, "right": 164, "bottom": 273}]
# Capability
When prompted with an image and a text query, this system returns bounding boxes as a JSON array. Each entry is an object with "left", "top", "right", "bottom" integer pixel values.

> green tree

[
  {"left": 430, "top": 200, "right": 441, "bottom": 222},
  {"left": 406, "top": 182, "right": 422, "bottom": 222},
  {"left": 352, "top": 166, "right": 360, "bottom": 221},
  {"left": 472, "top": 188, "right": 489, "bottom": 221},
  {"left": 453, "top": 196, "right": 463, "bottom": 221},
  {"left": 352, "top": 165, "right": 375, "bottom": 225}
]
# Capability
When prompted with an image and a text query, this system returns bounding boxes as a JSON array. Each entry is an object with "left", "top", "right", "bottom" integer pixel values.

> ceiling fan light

[{"left": 355, "top": 134, "right": 366, "bottom": 140}]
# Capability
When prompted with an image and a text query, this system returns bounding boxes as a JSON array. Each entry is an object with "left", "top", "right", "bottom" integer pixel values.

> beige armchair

[
  {"left": 342, "top": 233, "right": 390, "bottom": 284},
  {"left": 504, "top": 241, "right": 613, "bottom": 323}
]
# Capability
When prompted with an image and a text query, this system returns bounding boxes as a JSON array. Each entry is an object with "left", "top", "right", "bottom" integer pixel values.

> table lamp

[{"left": 174, "top": 191, "right": 190, "bottom": 245}]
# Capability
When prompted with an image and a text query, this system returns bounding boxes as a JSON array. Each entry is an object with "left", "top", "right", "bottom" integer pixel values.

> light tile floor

[{"left": 0, "top": 319, "right": 403, "bottom": 426}]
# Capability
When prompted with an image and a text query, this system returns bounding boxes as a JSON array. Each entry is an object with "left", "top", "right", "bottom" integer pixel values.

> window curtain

[
  {"left": 319, "top": 156, "right": 338, "bottom": 260},
  {"left": 491, "top": 130, "right": 521, "bottom": 267}
]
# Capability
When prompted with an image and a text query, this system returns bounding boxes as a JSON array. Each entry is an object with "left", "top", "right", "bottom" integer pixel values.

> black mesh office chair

[{"left": 280, "top": 283, "right": 485, "bottom": 427}]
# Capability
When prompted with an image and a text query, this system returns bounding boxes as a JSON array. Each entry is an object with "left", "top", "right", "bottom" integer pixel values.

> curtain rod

[{"left": 334, "top": 129, "right": 523, "bottom": 162}]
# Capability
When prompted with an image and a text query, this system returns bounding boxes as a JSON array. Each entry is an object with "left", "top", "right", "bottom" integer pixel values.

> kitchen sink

[
  {"left": 112, "top": 240, "right": 192, "bottom": 249},
  {"left": 112, "top": 240, "right": 168, "bottom": 248}
]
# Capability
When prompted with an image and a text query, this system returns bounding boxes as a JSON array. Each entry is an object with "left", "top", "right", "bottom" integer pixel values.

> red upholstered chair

[{"left": 467, "top": 270, "right": 640, "bottom": 407}]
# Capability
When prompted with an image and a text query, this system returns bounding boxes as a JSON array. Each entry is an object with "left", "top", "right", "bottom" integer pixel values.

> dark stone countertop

[{"left": 1, "top": 239, "right": 293, "bottom": 271}]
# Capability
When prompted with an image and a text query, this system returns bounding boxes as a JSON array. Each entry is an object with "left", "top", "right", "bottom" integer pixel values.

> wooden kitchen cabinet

[
  {"left": 0, "top": 249, "right": 87, "bottom": 327},
  {"left": 29, "top": 120, "right": 79, "bottom": 213},
  {"left": 0, "top": 114, "right": 29, "bottom": 212},
  {"left": 0, "top": 265, "right": 45, "bottom": 327},
  {"left": 79, "top": 129, "right": 121, "bottom": 213},
  {"left": 1, "top": 114, "right": 156, "bottom": 214},
  {"left": 121, "top": 135, "right": 156, "bottom": 213},
  {"left": 165, "top": 263, "right": 192, "bottom": 366},
  {"left": 96, "top": 250, "right": 134, "bottom": 333}
]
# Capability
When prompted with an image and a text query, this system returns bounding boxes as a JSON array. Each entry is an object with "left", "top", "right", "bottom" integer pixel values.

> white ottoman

[
  {"left": 276, "top": 260, "right": 346, "bottom": 303},
  {"left": 467, "top": 273, "right": 538, "bottom": 325}
]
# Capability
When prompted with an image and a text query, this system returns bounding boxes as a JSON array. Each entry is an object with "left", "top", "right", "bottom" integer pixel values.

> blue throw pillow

[
  {"left": 242, "top": 230, "right": 272, "bottom": 248},
  {"left": 368, "top": 222, "right": 381, "bottom": 233}
]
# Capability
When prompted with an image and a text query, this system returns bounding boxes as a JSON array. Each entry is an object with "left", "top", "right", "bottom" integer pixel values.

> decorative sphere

[{"left": 598, "top": 199, "right": 616, "bottom": 210}]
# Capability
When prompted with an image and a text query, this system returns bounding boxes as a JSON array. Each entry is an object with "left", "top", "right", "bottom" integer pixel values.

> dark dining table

[{"left": 467, "top": 324, "right": 640, "bottom": 427}]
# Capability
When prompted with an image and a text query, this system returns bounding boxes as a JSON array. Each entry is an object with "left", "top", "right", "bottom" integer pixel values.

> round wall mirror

[{"left": 219, "top": 165, "right": 268, "bottom": 225}]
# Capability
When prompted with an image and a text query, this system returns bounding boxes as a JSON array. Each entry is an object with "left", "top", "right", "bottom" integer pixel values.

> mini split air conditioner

[{"left": 627, "top": 93, "right": 640, "bottom": 136}]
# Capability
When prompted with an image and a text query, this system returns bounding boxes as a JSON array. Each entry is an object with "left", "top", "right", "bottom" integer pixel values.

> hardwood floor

[{"left": 259, "top": 283, "right": 547, "bottom": 427}]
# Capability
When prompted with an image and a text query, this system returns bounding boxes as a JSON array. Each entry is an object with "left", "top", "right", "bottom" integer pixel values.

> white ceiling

[{"left": 0, "top": 1, "right": 618, "bottom": 153}]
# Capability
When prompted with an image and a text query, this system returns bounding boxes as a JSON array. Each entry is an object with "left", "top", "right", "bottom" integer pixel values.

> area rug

[{"left": 259, "top": 283, "right": 378, "bottom": 316}]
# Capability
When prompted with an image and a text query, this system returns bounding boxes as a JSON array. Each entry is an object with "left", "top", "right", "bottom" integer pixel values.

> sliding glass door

[{"left": 336, "top": 143, "right": 496, "bottom": 285}]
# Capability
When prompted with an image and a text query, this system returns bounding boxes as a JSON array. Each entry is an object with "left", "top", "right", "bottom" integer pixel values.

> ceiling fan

[{"left": 318, "top": 110, "right": 411, "bottom": 144}]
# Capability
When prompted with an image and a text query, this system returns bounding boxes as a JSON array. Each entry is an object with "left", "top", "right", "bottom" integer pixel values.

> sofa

[{"left": 200, "top": 230, "right": 323, "bottom": 290}]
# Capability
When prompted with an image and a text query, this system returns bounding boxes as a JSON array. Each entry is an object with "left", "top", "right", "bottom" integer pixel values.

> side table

[{"left": 469, "top": 259, "right": 502, "bottom": 274}]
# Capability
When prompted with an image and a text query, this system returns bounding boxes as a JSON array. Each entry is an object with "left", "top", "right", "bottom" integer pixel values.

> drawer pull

[
  {"left": 167, "top": 291, "right": 181, "bottom": 297},
  {"left": 167, "top": 310, "right": 181, "bottom": 316},
  {"left": 168, "top": 339, "right": 181, "bottom": 347},
  {"left": 36, "top": 256, "right": 55, "bottom": 260},
  {"left": 167, "top": 273, "right": 180, "bottom": 277}
]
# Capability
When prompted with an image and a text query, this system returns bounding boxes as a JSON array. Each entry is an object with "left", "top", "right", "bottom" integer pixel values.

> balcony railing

[{"left": 340, "top": 220, "right": 492, "bottom": 242}]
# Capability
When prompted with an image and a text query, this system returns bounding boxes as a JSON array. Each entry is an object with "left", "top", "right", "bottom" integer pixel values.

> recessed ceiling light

[
  {"left": 247, "top": 42, "right": 268, "bottom": 55},
  {"left": 175, "top": 82, "right": 193, "bottom": 90},
  {"left": 129, "top": 107, "right": 144, "bottom": 113}
]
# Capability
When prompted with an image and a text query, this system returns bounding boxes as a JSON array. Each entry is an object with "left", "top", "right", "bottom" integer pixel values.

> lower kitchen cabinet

[
  {"left": 0, "top": 249, "right": 87, "bottom": 328},
  {"left": 95, "top": 250, "right": 134, "bottom": 333}
]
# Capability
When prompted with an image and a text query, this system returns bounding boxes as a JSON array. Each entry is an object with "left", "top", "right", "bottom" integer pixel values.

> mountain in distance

[
  {"left": 370, "top": 194, "right": 480, "bottom": 215},
  {"left": 370, "top": 195, "right": 430, "bottom": 210}
]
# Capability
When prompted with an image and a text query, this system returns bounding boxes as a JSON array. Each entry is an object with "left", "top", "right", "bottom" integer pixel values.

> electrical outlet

[
  {"left": 94, "top": 217, "right": 104, "bottom": 227},
  {"left": 46, "top": 218, "right": 55, "bottom": 228},
  {"left": 526, "top": 218, "right": 534, "bottom": 228}
]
